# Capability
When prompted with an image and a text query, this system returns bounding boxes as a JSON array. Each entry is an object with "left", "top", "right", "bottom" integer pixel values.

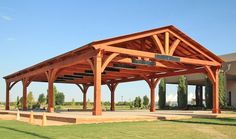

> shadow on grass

[
  {"left": 0, "top": 126, "right": 51, "bottom": 139},
  {"left": 169, "top": 118, "right": 236, "bottom": 127}
]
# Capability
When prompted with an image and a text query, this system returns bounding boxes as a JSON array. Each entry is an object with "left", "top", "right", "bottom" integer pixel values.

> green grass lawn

[{"left": 0, "top": 118, "right": 236, "bottom": 139}]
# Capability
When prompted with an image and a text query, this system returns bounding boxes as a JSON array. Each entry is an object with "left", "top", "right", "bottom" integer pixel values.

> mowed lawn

[{"left": 0, "top": 118, "right": 236, "bottom": 139}]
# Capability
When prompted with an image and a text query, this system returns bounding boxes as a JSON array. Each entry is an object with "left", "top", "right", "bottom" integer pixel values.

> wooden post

[
  {"left": 83, "top": 91, "right": 87, "bottom": 110},
  {"left": 150, "top": 83, "right": 156, "bottom": 112},
  {"left": 77, "top": 84, "right": 89, "bottom": 110},
  {"left": 45, "top": 69, "right": 58, "bottom": 113},
  {"left": 93, "top": 51, "right": 102, "bottom": 115},
  {"left": 142, "top": 76, "right": 159, "bottom": 112},
  {"left": 204, "top": 66, "right": 220, "bottom": 113},
  {"left": 212, "top": 68, "right": 220, "bottom": 113},
  {"left": 107, "top": 83, "right": 118, "bottom": 111},
  {"left": 5, "top": 81, "right": 10, "bottom": 110},
  {"left": 48, "top": 78, "right": 54, "bottom": 112},
  {"left": 22, "top": 78, "right": 30, "bottom": 111},
  {"left": 22, "top": 82, "right": 27, "bottom": 111}
]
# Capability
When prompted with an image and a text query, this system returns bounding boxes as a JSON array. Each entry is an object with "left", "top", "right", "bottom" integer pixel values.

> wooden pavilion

[{"left": 3, "top": 25, "right": 224, "bottom": 115}]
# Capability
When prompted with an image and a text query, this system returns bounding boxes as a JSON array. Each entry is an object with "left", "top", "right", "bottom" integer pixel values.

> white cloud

[{"left": 0, "top": 15, "right": 12, "bottom": 21}]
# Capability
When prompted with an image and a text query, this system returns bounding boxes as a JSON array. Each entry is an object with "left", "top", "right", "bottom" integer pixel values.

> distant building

[{"left": 165, "top": 52, "right": 236, "bottom": 107}]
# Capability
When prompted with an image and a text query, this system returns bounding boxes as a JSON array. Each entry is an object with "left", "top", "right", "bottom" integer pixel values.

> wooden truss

[{"left": 3, "top": 25, "right": 223, "bottom": 115}]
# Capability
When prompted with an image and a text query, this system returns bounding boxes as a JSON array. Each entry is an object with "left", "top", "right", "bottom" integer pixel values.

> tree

[
  {"left": 158, "top": 79, "right": 166, "bottom": 109},
  {"left": 16, "top": 96, "right": 20, "bottom": 109},
  {"left": 38, "top": 93, "right": 46, "bottom": 105},
  {"left": 134, "top": 96, "right": 141, "bottom": 108},
  {"left": 219, "top": 72, "right": 226, "bottom": 108},
  {"left": 143, "top": 95, "right": 149, "bottom": 108},
  {"left": 205, "top": 77, "right": 212, "bottom": 109},
  {"left": 55, "top": 92, "right": 65, "bottom": 105},
  {"left": 27, "top": 91, "right": 35, "bottom": 109},
  {"left": 177, "top": 76, "right": 188, "bottom": 108},
  {"left": 46, "top": 85, "right": 61, "bottom": 105},
  {"left": 71, "top": 98, "right": 75, "bottom": 106}
]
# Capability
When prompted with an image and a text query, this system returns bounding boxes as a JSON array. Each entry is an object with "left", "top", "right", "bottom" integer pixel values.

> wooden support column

[
  {"left": 5, "top": 80, "right": 19, "bottom": 110},
  {"left": 92, "top": 51, "right": 103, "bottom": 115},
  {"left": 107, "top": 82, "right": 118, "bottom": 111},
  {"left": 142, "top": 76, "right": 159, "bottom": 112},
  {"left": 212, "top": 69, "right": 220, "bottom": 113},
  {"left": 77, "top": 84, "right": 89, "bottom": 110},
  {"left": 45, "top": 69, "right": 58, "bottom": 113},
  {"left": 205, "top": 66, "right": 220, "bottom": 113},
  {"left": 88, "top": 50, "right": 118, "bottom": 115},
  {"left": 5, "top": 81, "right": 10, "bottom": 110},
  {"left": 22, "top": 78, "right": 31, "bottom": 111}
]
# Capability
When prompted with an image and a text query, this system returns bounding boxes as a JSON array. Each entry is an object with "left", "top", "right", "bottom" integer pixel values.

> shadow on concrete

[
  {"left": 168, "top": 118, "right": 236, "bottom": 126},
  {"left": 0, "top": 126, "right": 51, "bottom": 139}
]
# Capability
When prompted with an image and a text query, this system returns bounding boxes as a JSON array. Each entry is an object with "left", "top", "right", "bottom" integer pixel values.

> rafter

[{"left": 168, "top": 29, "right": 219, "bottom": 64}]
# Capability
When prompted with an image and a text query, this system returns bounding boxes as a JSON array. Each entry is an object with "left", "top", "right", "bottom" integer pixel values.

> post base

[
  {"left": 48, "top": 107, "right": 54, "bottom": 113},
  {"left": 93, "top": 110, "right": 102, "bottom": 116},
  {"left": 5, "top": 106, "right": 10, "bottom": 110},
  {"left": 212, "top": 108, "right": 221, "bottom": 114},
  {"left": 23, "top": 107, "right": 27, "bottom": 111},
  {"left": 110, "top": 107, "right": 115, "bottom": 111},
  {"left": 150, "top": 108, "right": 155, "bottom": 112}
]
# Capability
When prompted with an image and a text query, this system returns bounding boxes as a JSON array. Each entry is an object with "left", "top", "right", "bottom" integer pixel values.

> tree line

[
  {"left": 158, "top": 71, "right": 227, "bottom": 109},
  {"left": 16, "top": 85, "right": 65, "bottom": 110}
]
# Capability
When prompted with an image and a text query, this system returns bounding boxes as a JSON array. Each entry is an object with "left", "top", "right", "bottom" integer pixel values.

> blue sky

[{"left": 0, "top": 0, "right": 236, "bottom": 103}]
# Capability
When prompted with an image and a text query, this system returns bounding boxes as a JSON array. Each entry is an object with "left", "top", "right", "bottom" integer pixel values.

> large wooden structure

[{"left": 3, "top": 26, "right": 223, "bottom": 115}]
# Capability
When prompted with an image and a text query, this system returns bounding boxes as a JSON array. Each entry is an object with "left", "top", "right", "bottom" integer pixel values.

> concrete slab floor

[{"left": 0, "top": 110, "right": 236, "bottom": 126}]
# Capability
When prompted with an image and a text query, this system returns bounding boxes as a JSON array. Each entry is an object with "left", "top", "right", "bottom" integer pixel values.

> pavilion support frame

[
  {"left": 142, "top": 76, "right": 159, "bottom": 112},
  {"left": 92, "top": 52, "right": 102, "bottom": 115},
  {"left": 5, "top": 81, "right": 10, "bottom": 110},
  {"left": 77, "top": 84, "right": 90, "bottom": 110},
  {"left": 5, "top": 80, "right": 19, "bottom": 110},
  {"left": 4, "top": 26, "right": 224, "bottom": 116},
  {"left": 45, "top": 69, "right": 59, "bottom": 113},
  {"left": 88, "top": 50, "right": 120, "bottom": 115},
  {"left": 22, "top": 78, "right": 31, "bottom": 111},
  {"left": 205, "top": 66, "right": 221, "bottom": 113},
  {"left": 107, "top": 82, "right": 119, "bottom": 111}
]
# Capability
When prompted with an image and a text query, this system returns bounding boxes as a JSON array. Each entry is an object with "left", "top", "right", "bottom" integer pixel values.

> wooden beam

[
  {"left": 151, "top": 35, "right": 165, "bottom": 54},
  {"left": 114, "top": 57, "right": 192, "bottom": 69},
  {"left": 96, "top": 46, "right": 219, "bottom": 66},
  {"left": 204, "top": 66, "right": 216, "bottom": 83},
  {"left": 92, "top": 29, "right": 167, "bottom": 46},
  {"left": 165, "top": 32, "right": 169, "bottom": 55},
  {"left": 6, "top": 50, "right": 97, "bottom": 83},
  {"left": 169, "top": 39, "right": 180, "bottom": 56},
  {"left": 9, "top": 80, "right": 20, "bottom": 90},
  {"left": 101, "top": 53, "right": 119, "bottom": 72},
  {"left": 168, "top": 29, "right": 220, "bottom": 64}
]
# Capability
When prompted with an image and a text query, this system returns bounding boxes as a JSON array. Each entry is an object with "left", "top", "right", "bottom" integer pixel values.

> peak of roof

[{"left": 220, "top": 52, "right": 236, "bottom": 62}]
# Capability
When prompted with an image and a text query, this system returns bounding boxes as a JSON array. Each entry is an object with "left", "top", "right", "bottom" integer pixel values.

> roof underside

[{"left": 4, "top": 25, "right": 224, "bottom": 85}]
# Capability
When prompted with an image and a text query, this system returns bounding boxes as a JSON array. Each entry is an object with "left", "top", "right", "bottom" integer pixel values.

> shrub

[
  {"left": 177, "top": 76, "right": 188, "bottom": 108},
  {"left": 158, "top": 79, "right": 166, "bottom": 109}
]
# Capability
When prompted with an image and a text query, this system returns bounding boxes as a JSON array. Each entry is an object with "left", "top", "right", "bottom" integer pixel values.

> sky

[{"left": 0, "top": 0, "right": 236, "bottom": 103}]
